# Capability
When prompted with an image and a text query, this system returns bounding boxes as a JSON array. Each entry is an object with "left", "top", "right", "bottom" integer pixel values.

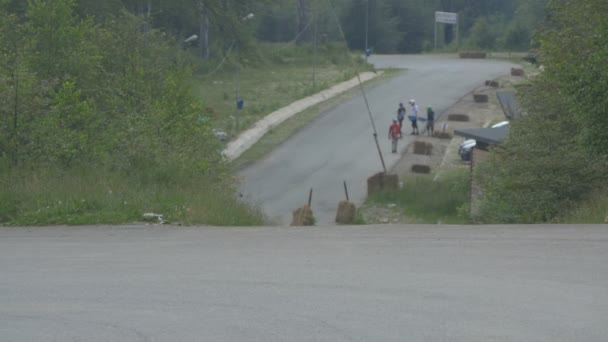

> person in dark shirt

[
  {"left": 426, "top": 106, "right": 435, "bottom": 136},
  {"left": 397, "top": 103, "right": 406, "bottom": 128}
]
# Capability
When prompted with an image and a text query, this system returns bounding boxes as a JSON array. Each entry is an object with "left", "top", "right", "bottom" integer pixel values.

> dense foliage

[
  {"left": 0, "top": 0, "right": 224, "bottom": 173},
  {"left": 0, "top": 0, "right": 266, "bottom": 225},
  {"left": 253, "top": 0, "right": 548, "bottom": 53},
  {"left": 475, "top": 0, "right": 608, "bottom": 223}
]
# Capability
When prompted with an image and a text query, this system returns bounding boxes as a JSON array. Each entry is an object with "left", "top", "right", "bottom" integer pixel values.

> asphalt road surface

[
  {"left": 1, "top": 224, "right": 607, "bottom": 341},
  {"left": 239, "top": 55, "right": 518, "bottom": 225}
]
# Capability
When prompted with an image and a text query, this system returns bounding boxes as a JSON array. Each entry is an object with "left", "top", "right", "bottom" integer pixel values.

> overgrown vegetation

[
  {"left": 368, "top": 169, "right": 470, "bottom": 224},
  {"left": 0, "top": 0, "right": 267, "bottom": 225},
  {"left": 474, "top": 0, "right": 608, "bottom": 224}
]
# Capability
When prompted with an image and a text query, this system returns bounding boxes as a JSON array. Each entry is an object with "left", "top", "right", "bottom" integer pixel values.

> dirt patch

[
  {"left": 358, "top": 204, "right": 415, "bottom": 224},
  {"left": 413, "top": 141, "right": 434, "bottom": 155}
]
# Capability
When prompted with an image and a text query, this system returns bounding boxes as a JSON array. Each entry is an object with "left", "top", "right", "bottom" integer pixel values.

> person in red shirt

[{"left": 388, "top": 119, "right": 402, "bottom": 153}]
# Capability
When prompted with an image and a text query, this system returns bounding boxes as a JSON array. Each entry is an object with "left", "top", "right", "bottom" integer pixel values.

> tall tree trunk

[
  {"left": 200, "top": 2, "right": 210, "bottom": 59},
  {"left": 296, "top": 0, "right": 309, "bottom": 43}
]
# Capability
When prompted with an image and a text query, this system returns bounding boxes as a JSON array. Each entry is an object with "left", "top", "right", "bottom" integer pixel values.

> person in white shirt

[{"left": 409, "top": 99, "right": 420, "bottom": 135}]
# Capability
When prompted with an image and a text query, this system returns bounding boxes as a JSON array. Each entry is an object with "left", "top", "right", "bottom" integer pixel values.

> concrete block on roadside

[
  {"left": 459, "top": 51, "right": 487, "bottom": 59},
  {"left": 485, "top": 80, "right": 500, "bottom": 88},
  {"left": 473, "top": 94, "right": 489, "bottom": 103},
  {"left": 511, "top": 68, "right": 525, "bottom": 77},
  {"left": 335, "top": 201, "right": 356, "bottom": 225},
  {"left": 448, "top": 114, "right": 470, "bottom": 122},
  {"left": 291, "top": 205, "right": 315, "bottom": 226},
  {"left": 411, "top": 165, "right": 432, "bottom": 174},
  {"left": 367, "top": 172, "right": 399, "bottom": 195}
]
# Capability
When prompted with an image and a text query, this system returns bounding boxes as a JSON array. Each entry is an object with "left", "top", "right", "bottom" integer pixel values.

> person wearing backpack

[{"left": 388, "top": 119, "right": 402, "bottom": 153}]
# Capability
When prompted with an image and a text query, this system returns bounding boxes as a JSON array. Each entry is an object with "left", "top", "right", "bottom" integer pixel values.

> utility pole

[
  {"left": 312, "top": 0, "right": 317, "bottom": 89},
  {"left": 234, "top": 13, "right": 255, "bottom": 131},
  {"left": 365, "top": 0, "right": 369, "bottom": 62},
  {"left": 199, "top": 2, "right": 210, "bottom": 59},
  {"left": 235, "top": 45, "right": 241, "bottom": 131},
  {"left": 296, "top": 0, "right": 309, "bottom": 43}
]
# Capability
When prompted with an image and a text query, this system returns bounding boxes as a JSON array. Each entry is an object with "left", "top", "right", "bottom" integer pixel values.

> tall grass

[
  {"left": 556, "top": 189, "right": 608, "bottom": 224},
  {"left": 0, "top": 165, "right": 266, "bottom": 226},
  {"left": 367, "top": 169, "right": 471, "bottom": 224}
]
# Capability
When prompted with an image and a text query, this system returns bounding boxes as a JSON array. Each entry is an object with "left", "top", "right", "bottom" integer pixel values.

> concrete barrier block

[
  {"left": 473, "top": 94, "right": 489, "bottom": 103},
  {"left": 291, "top": 205, "right": 315, "bottom": 226},
  {"left": 459, "top": 51, "right": 487, "bottom": 59},
  {"left": 511, "top": 68, "right": 525, "bottom": 77},
  {"left": 411, "top": 165, "right": 431, "bottom": 174},
  {"left": 448, "top": 114, "right": 470, "bottom": 122},
  {"left": 367, "top": 172, "right": 399, "bottom": 195},
  {"left": 485, "top": 80, "right": 499, "bottom": 88},
  {"left": 335, "top": 201, "right": 356, "bottom": 225}
]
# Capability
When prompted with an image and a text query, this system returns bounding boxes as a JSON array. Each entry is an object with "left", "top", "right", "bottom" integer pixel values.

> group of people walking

[{"left": 388, "top": 99, "right": 435, "bottom": 153}]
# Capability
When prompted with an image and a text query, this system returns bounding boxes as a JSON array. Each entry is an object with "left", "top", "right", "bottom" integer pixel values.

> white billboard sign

[{"left": 435, "top": 11, "right": 458, "bottom": 25}]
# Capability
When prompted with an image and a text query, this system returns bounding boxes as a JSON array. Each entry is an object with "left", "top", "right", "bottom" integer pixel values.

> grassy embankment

[
  {"left": 365, "top": 168, "right": 471, "bottom": 224},
  {"left": 556, "top": 190, "right": 608, "bottom": 224},
  {"left": 0, "top": 166, "right": 265, "bottom": 226}
]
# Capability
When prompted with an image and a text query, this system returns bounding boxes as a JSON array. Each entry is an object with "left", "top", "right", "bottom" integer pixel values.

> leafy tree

[
  {"left": 540, "top": 0, "right": 608, "bottom": 155},
  {"left": 476, "top": 80, "right": 606, "bottom": 223},
  {"left": 26, "top": 0, "right": 101, "bottom": 84},
  {"left": 341, "top": 0, "right": 401, "bottom": 53},
  {"left": 475, "top": 0, "right": 608, "bottom": 223},
  {"left": 503, "top": 22, "right": 530, "bottom": 51},
  {"left": 467, "top": 17, "right": 497, "bottom": 49}
]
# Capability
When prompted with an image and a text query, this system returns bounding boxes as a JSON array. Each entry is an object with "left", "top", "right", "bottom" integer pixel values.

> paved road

[
  {"left": 1, "top": 224, "right": 607, "bottom": 341},
  {"left": 239, "top": 55, "right": 517, "bottom": 224}
]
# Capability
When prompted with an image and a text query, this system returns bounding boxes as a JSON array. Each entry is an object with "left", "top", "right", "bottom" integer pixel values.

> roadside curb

[{"left": 223, "top": 71, "right": 380, "bottom": 161}]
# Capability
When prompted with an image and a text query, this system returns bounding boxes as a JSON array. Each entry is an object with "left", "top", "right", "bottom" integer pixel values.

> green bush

[
  {"left": 556, "top": 189, "right": 608, "bottom": 224},
  {"left": 474, "top": 0, "right": 608, "bottom": 224}
]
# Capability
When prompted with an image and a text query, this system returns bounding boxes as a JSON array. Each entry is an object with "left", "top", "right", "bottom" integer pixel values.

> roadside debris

[
  {"left": 143, "top": 213, "right": 164, "bottom": 223},
  {"left": 212, "top": 129, "right": 230, "bottom": 142}
]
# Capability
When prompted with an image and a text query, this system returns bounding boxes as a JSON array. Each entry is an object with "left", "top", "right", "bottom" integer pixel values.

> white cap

[{"left": 409, "top": 99, "right": 416, "bottom": 104}]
